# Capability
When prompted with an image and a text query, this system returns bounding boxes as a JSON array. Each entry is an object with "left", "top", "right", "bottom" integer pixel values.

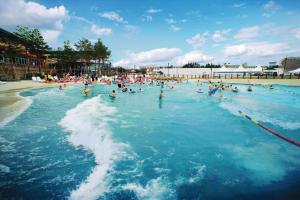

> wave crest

[{"left": 59, "top": 96, "right": 127, "bottom": 200}]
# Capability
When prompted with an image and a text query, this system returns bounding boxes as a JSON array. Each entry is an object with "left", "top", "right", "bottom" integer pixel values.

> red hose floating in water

[{"left": 238, "top": 110, "right": 300, "bottom": 148}]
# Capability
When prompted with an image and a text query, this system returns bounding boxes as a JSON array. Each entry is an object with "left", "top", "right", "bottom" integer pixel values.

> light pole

[{"left": 167, "top": 62, "right": 169, "bottom": 77}]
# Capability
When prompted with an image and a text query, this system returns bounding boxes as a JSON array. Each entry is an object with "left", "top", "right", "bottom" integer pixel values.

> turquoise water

[{"left": 1, "top": 82, "right": 300, "bottom": 199}]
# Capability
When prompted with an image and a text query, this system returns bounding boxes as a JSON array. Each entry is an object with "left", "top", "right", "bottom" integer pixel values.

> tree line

[
  {"left": 13, "top": 26, "right": 111, "bottom": 76},
  {"left": 182, "top": 62, "right": 221, "bottom": 68}
]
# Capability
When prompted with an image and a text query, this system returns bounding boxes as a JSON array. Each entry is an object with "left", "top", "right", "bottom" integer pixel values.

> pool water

[{"left": 1, "top": 82, "right": 300, "bottom": 199}]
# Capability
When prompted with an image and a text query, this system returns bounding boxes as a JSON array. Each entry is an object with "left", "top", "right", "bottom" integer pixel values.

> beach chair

[{"left": 36, "top": 77, "right": 45, "bottom": 82}]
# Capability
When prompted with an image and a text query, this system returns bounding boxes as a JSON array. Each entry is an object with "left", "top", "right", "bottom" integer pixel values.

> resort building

[
  {"left": 150, "top": 61, "right": 286, "bottom": 78},
  {"left": 0, "top": 28, "right": 48, "bottom": 80},
  {"left": 281, "top": 57, "right": 300, "bottom": 73}
]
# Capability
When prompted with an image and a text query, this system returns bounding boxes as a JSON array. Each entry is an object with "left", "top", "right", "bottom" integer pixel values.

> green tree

[
  {"left": 74, "top": 38, "right": 93, "bottom": 75},
  {"left": 61, "top": 40, "right": 78, "bottom": 73},
  {"left": 14, "top": 26, "right": 49, "bottom": 73},
  {"left": 93, "top": 39, "right": 111, "bottom": 76}
]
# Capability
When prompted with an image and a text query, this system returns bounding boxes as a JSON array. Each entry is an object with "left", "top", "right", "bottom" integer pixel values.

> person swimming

[
  {"left": 232, "top": 87, "right": 239, "bottom": 93},
  {"left": 122, "top": 85, "right": 128, "bottom": 92},
  {"left": 269, "top": 85, "right": 274, "bottom": 90},
  {"left": 59, "top": 85, "right": 63, "bottom": 90},
  {"left": 110, "top": 90, "right": 116, "bottom": 98},
  {"left": 82, "top": 87, "right": 90, "bottom": 96},
  {"left": 208, "top": 85, "right": 218, "bottom": 95},
  {"left": 247, "top": 85, "right": 252, "bottom": 92},
  {"left": 129, "top": 89, "right": 136, "bottom": 93}
]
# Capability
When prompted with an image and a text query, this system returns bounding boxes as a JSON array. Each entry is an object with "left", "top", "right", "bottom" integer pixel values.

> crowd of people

[{"left": 56, "top": 74, "right": 276, "bottom": 100}]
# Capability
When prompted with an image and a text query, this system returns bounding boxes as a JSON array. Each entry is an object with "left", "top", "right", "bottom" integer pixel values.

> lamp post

[{"left": 167, "top": 62, "right": 169, "bottom": 77}]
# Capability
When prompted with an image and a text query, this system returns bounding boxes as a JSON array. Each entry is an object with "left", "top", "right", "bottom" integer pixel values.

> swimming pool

[{"left": 1, "top": 82, "right": 300, "bottom": 199}]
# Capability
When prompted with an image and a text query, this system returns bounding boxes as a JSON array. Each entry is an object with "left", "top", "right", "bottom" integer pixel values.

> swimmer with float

[{"left": 82, "top": 87, "right": 90, "bottom": 96}]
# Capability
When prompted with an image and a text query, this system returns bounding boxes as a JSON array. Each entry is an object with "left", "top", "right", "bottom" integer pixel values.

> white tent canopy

[
  {"left": 216, "top": 65, "right": 263, "bottom": 73},
  {"left": 289, "top": 68, "right": 300, "bottom": 74}
]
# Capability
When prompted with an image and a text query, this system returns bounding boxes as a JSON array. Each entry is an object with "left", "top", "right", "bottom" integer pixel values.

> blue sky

[{"left": 1, "top": 0, "right": 300, "bottom": 67}]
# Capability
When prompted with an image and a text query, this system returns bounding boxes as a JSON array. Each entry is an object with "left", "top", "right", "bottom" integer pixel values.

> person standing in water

[
  {"left": 247, "top": 85, "right": 252, "bottom": 92},
  {"left": 110, "top": 90, "right": 116, "bottom": 98},
  {"left": 159, "top": 90, "right": 163, "bottom": 99}
]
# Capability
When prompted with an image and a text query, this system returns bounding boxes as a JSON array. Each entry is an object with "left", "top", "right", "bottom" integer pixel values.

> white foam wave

[
  {"left": 224, "top": 142, "right": 300, "bottom": 184},
  {"left": 59, "top": 95, "right": 127, "bottom": 200},
  {"left": 219, "top": 102, "right": 300, "bottom": 130},
  {"left": 122, "top": 177, "right": 171, "bottom": 200},
  {"left": 0, "top": 164, "right": 10, "bottom": 173},
  {"left": 33, "top": 88, "right": 65, "bottom": 99},
  {"left": 188, "top": 164, "right": 206, "bottom": 183}
]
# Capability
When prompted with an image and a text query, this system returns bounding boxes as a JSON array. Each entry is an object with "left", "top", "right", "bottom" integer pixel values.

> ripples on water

[{"left": 0, "top": 83, "right": 300, "bottom": 199}]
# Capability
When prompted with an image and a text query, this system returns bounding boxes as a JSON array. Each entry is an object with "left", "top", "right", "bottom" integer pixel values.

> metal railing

[{"left": 155, "top": 74, "right": 300, "bottom": 79}]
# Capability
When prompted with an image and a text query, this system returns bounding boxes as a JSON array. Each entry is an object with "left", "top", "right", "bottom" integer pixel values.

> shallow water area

[{"left": 0, "top": 82, "right": 300, "bottom": 200}]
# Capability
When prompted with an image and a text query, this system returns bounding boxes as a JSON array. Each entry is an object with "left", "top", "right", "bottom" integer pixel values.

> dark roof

[{"left": 0, "top": 28, "right": 32, "bottom": 46}]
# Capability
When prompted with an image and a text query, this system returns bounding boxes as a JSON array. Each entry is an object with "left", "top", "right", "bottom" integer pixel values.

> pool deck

[{"left": 0, "top": 81, "right": 75, "bottom": 125}]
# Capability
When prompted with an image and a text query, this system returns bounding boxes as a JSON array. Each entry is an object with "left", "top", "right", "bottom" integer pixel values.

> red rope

[
  {"left": 239, "top": 110, "right": 300, "bottom": 148},
  {"left": 257, "top": 123, "right": 300, "bottom": 147}
]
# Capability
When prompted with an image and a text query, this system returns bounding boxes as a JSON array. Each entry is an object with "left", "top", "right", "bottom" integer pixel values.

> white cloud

[
  {"left": 142, "top": 15, "right": 153, "bottom": 22},
  {"left": 262, "top": 1, "right": 279, "bottom": 17},
  {"left": 234, "top": 26, "right": 260, "bottom": 40},
  {"left": 113, "top": 48, "right": 181, "bottom": 67},
  {"left": 114, "top": 48, "right": 214, "bottom": 67},
  {"left": 146, "top": 8, "right": 162, "bottom": 14},
  {"left": 223, "top": 42, "right": 288, "bottom": 58},
  {"left": 181, "top": 19, "right": 188, "bottom": 23},
  {"left": 0, "top": 0, "right": 69, "bottom": 45},
  {"left": 186, "top": 32, "right": 208, "bottom": 49},
  {"left": 295, "top": 28, "right": 300, "bottom": 39},
  {"left": 170, "top": 25, "right": 181, "bottom": 32},
  {"left": 71, "top": 15, "right": 93, "bottom": 25},
  {"left": 262, "top": 13, "right": 272, "bottom": 18},
  {"left": 42, "top": 30, "right": 61, "bottom": 44},
  {"left": 91, "top": 24, "right": 112, "bottom": 36},
  {"left": 175, "top": 51, "right": 213, "bottom": 65},
  {"left": 165, "top": 18, "right": 176, "bottom": 24},
  {"left": 223, "top": 44, "right": 248, "bottom": 57},
  {"left": 237, "top": 14, "right": 248, "bottom": 19},
  {"left": 99, "top": 11, "right": 127, "bottom": 24},
  {"left": 212, "top": 29, "right": 231, "bottom": 42},
  {"left": 263, "top": 1, "right": 277, "bottom": 10},
  {"left": 233, "top": 3, "right": 246, "bottom": 8}
]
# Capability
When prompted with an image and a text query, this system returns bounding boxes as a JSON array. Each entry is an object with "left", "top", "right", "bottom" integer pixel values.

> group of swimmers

[
  {"left": 76, "top": 75, "right": 278, "bottom": 100},
  {"left": 58, "top": 84, "right": 67, "bottom": 90},
  {"left": 204, "top": 80, "right": 276, "bottom": 96}
]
